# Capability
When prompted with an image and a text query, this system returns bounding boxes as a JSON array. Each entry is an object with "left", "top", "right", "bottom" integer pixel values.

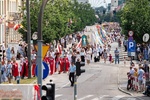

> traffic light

[
  {"left": 41, "top": 82, "right": 55, "bottom": 100},
  {"left": 0, "top": 50, "right": 2, "bottom": 57},
  {"left": 76, "top": 61, "right": 85, "bottom": 76}
]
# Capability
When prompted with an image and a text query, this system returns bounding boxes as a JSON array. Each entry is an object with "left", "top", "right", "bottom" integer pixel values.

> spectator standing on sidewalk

[
  {"left": 123, "top": 39, "right": 127, "bottom": 52},
  {"left": 136, "top": 44, "right": 141, "bottom": 61},
  {"left": 6, "top": 60, "right": 12, "bottom": 83},
  {"left": 143, "top": 60, "right": 149, "bottom": 81},
  {"left": 133, "top": 67, "right": 138, "bottom": 91},
  {"left": 143, "top": 46, "right": 148, "bottom": 61},
  {"left": 1, "top": 61, "right": 7, "bottom": 82},
  {"left": 114, "top": 48, "right": 119, "bottom": 64},
  {"left": 138, "top": 64, "right": 145, "bottom": 92},
  {"left": 68, "top": 62, "right": 76, "bottom": 87}
]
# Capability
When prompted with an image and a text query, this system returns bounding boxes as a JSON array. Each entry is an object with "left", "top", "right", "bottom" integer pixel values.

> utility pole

[
  {"left": 74, "top": 75, "right": 77, "bottom": 100},
  {"left": 0, "top": 56, "right": 1, "bottom": 84},
  {"left": 37, "top": 0, "right": 48, "bottom": 97},
  {"left": 26, "top": 0, "right": 31, "bottom": 78}
]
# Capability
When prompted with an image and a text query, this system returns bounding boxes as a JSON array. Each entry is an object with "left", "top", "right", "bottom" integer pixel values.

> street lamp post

[
  {"left": 26, "top": 0, "right": 31, "bottom": 78},
  {"left": 37, "top": 0, "right": 48, "bottom": 96}
]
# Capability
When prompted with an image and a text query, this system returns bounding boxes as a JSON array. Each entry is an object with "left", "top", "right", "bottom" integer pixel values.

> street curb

[
  {"left": 117, "top": 46, "right": 134, "bottom": 96},
  {"left": 118, "top": 85, "right": 133, "bottom": 96}
]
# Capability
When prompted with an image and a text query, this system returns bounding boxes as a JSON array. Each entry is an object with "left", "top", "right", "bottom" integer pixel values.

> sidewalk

[{"left": 118, "top": 60, "right": 145, "bottom": 97}]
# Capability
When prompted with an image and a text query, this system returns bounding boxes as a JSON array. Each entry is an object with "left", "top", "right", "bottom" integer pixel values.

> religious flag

[
  {"left": 76, "top": 39, "right": 82, "bottom": 49},
  {"left": 14, "top": 24, "right": 20, "bottom": 30},
  {"left": 57, "top": 44, "right": 62, "bottom": 54}
]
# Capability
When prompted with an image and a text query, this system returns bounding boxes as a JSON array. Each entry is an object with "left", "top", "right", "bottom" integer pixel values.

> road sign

[
  {"left": 128, "top": 31, "right": 134, "bottom": 37},
  {"left": 35, "top": 62, "right": 49, "bottom": 79},
  {"left": 127, "top": 41, "right": 136, "bottom": 52},
  {"left": 35, "top": 45, "right": 49, "bottom": 60},
  {"left": 143, "top": 33, "right": 149, "bottom": 42}
]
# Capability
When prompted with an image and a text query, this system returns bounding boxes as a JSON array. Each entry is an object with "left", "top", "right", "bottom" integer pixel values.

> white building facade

[
  {"left": 0, "top": 0, "right": 5, "bottom": 45},
  {"left": 0, "top": 0, "right": 22, "bottom": 46},
  {"left": 111, "top": 0, "right": 118, "bottom": 11}
]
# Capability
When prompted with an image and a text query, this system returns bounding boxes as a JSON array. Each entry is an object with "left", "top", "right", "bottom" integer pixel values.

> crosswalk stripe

[
  {"left": 91, "top": 97, "right": 99, "bottom": 100},
  {"left": 78, "top": 95, "right": 94, "bottom": 100},
  {"left": 112, "top": 95, "right": 125, "bottom": 100},
  {"left": 99, "top": 95, "right": 109, "bottom": 99},
  {"left": 127, "top": 98, "right": 136, "bottom": 100},
  {"left": 55, "top": 94, "right": 62, "bottom": 98}
]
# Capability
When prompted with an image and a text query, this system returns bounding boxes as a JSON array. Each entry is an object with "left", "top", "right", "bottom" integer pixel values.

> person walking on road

[
  {"left": 103, "top": 49, "right": 107, "bottom": 63},
  {"left": 69, "top": 62, "right": 76, "bottom": 87},
  {"left": 114, "top": 48, "right": 119, "bottom": 64}
]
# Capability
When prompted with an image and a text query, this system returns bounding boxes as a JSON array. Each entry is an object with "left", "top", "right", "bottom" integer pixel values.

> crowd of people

[{"left": 0, "top": 23, "right": 122, "bottom": 86}]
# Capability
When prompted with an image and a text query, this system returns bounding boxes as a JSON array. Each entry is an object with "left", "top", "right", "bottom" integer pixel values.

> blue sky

[{"left": 89, "top": 0, "right": 111, "bottom": 8}]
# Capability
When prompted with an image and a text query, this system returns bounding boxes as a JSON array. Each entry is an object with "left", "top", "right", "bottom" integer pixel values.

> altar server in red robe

[
  {"left": 12, "top": 59, "right": 19, "bottom": 80},
  {"left": 59, "top": 57, "right": 64, "bottom": 73},
  {"left": 48, "top": 55, "right": 55, "bottom": 75},
  {"left": 63, "top": 55, "right": 70, "bottom": 72},
  {"left": 32, "top": 58, "right": 36, "bottom": 77},
  {"left": 21, "top": 57, "right": 28, "bottom": 79}
]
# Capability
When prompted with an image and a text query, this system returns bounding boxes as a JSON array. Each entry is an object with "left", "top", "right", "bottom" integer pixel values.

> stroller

[{"left": 127, "top": 72, "right": 133, "bottom": 90}]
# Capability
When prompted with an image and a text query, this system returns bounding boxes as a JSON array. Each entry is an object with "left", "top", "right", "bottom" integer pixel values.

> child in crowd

[
  {"left": 109, "top": 54, "right": 112, "bottom": 64},
  {"left": 123, "top": 57, "right": 126, "bottom": 66}
]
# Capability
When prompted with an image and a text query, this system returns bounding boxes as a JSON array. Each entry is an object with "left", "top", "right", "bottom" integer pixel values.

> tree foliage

[
  {"left": 19, "top": 0, "right": 96, "bottom": 43},
  {"left": 120, "top": 0, "right": 150, "bottom": 42}
]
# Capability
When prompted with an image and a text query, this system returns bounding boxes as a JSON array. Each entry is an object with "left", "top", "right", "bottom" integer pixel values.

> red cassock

[
  {"left": 21, "top": 60, "right": 28, "bottom": 77},
  {"left": 12, "top": 62, "right": 19, "bottom": 77},
  {"left": 32, "top": 59, "right": 36, "bottom": 76},
  {"left": 43, "top": 57, "right": 49, "bottom": 63},
  {"left": 55, "top": 56, "right": 60, "bottom": 72},
  {"left": 48, "top": 58, "right": 55, "bottom": 75},
  {"left": 63, "top": 57, "right": 70, "bottom": 71},
  {"left": 59, "top": 58, "right": 64, "bottom": 72}
]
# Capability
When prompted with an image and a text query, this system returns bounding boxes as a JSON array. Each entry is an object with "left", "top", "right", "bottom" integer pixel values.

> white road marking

[
  {"left": 55, "top": 94, "right": 62, "bottom": 98},
  {"left": 127, "top": 98, "right": 137, "bottom": 100},
  {"left": 112, "top": 95, "right": 125, "bottom": 100},
  {"left": 91, "top": 97, "right": 99, "bottom": 100},
  {"left": 78, "top": 95, "right": 94, "bottom": 100},
  {"left": 99, "top": 95, "right": 109, "bottom": 99},
  {"left": 56, "top": 82, "right": 70, "bottom": 91}
]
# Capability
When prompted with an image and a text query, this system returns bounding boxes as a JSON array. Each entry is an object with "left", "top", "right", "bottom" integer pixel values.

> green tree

[
  {"left": 19, "top": 0, "right": 96, "bottom": 43},
  {"left": 121, "top": 0, "right": 150, "bottom": 42}
]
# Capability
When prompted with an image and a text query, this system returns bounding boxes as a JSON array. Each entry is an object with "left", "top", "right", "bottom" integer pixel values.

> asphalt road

[
  {"left": 54, "top": 62, "right": 139, "bottom": 100},
  {"left": 42, "top": 42, "right": 150, "bottom": 100}
]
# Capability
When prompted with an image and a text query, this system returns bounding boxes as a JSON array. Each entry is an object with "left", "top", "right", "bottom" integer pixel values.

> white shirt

[{"left": 61, "top": 38, "right": 64, "bottom": 44}]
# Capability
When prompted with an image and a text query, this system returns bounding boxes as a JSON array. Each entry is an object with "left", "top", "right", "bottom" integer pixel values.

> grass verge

[{"left": 2, "top": 77, "right": 37, "bottom": 84}]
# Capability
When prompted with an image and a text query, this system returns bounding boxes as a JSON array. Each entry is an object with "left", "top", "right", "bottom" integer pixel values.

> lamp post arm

[{"left": 38, "top": 0, "right": 49, "bottom": 40}]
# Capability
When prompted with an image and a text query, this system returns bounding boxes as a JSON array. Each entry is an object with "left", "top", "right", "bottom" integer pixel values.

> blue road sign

[
  {"left": 127, "top": 41, "right": 136, "bottom": 52},
  {"left": 35, "top": 62, "right": 49, "bottom": 79}
]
